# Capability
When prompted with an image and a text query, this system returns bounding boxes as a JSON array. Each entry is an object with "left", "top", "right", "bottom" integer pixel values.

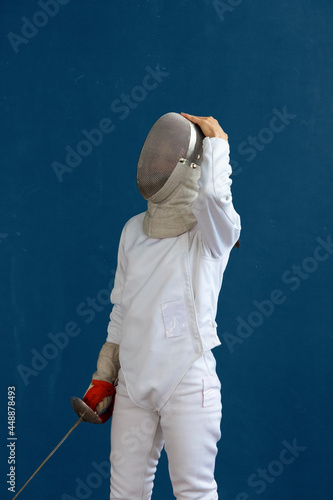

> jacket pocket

[{"left": 161, "top": 299, "right": 190, "bottom": 338}]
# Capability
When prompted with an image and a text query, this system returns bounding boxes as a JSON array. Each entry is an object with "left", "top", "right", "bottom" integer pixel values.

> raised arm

[{"left": 181, "top": 113, "right": 241, "bottom": 258}]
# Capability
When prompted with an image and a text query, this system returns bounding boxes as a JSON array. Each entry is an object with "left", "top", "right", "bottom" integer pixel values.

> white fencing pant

[{"left": 110, "top": 351, "right": 222, "bottom": 500}]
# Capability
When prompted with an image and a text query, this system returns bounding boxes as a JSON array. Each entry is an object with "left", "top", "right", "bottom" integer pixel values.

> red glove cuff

[{"left": 83, "top": 379, "right": 116, "bottom": 423}]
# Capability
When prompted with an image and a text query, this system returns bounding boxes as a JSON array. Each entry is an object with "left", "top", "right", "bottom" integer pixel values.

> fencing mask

[{"left": 137, "top": 112, "right": 204, "bottom": 238}]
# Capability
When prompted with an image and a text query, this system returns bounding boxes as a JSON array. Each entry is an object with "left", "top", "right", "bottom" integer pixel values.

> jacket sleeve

[
  {"left": 106, "top": 224, "right": 127, "bottom": 344},
  {"left": 192, "top": 136, "right": 241, "bottom": 259}
]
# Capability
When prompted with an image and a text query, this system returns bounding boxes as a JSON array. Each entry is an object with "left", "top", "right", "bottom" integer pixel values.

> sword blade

[{"left": 13, "top": 417, "right": 83, "bottom": 500}]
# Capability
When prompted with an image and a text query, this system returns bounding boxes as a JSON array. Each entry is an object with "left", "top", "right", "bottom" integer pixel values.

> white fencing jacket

[{"left": 106, "top": 137, "right": 241, "bottom": 411}]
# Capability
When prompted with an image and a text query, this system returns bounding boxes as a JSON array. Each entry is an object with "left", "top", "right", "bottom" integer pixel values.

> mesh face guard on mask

[{"left": 137, "top": 112, "right": 205, "bottom": 200}]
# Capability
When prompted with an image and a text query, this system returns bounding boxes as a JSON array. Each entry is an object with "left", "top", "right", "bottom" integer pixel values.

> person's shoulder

[
  {"left": 120, "top": 212, "right": 145, "bottom": 239},
  {"left": 123, "top": 212, "right": 145, "bottom": 228}
]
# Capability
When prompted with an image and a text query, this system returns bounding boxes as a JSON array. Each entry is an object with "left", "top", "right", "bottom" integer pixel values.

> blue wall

[{"left": 1, "top": 1, "right": 332, "bottom": 499}]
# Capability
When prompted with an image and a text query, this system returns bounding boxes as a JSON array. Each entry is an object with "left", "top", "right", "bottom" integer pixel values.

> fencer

[{"left": 83, "top": 112, "right": 241, "bottom": 499}]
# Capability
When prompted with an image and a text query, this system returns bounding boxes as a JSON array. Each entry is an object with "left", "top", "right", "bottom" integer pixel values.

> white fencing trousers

[{"left": 110, "top": 351, "right": 222, "bottom": 500}]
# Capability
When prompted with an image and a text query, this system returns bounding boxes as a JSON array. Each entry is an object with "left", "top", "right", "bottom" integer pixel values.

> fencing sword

[{"left": 12, "top": 397, "right": 103, "bottom": 500}]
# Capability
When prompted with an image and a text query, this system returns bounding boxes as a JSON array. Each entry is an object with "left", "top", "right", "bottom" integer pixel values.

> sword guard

[{"left": 70, "top": 397, "right": 103, "bottom": 424}]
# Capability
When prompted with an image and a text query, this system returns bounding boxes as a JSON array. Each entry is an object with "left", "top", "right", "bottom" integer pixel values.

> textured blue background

[{"left": 1, "top": 0, "right": 333, "bottom": 499}]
